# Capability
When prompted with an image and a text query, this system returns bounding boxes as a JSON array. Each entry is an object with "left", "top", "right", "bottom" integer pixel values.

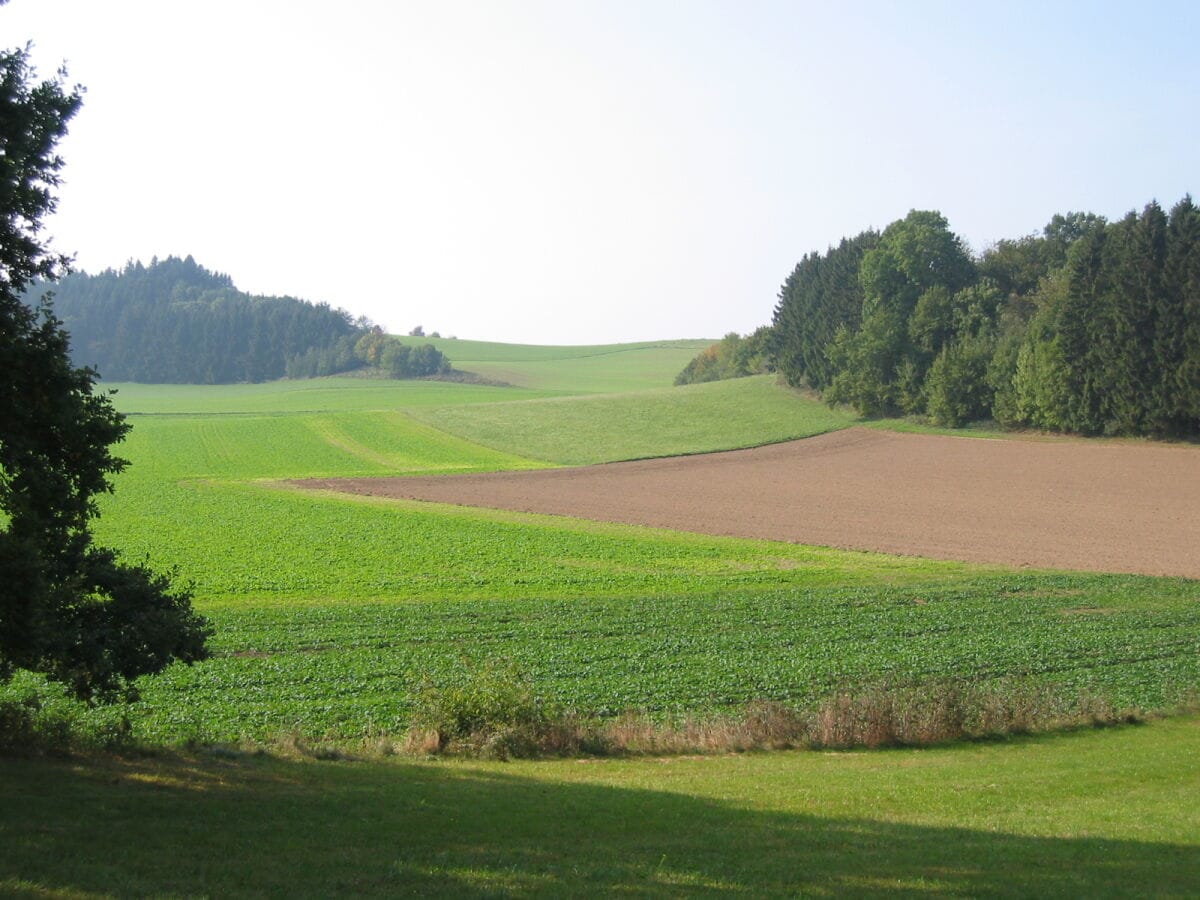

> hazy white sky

[{"left": 6, "top": 0, "right": 1198, "bottom": 344}]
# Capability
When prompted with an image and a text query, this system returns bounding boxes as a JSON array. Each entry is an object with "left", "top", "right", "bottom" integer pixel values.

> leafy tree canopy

[
  {"left": 1, "top": 44, "right": 210, "bottom": 702},
  {"left": 766, "top": 200, "right": 1198, "bottom": 437}
]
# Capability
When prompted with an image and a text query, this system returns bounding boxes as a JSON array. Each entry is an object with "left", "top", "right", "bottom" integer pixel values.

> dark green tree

[
  {"left": 826, "top": 211, "right": 976, "bottom": 415},
  {"left": 1156, "top": 197, "right": 1200, "bottom": 433},
  {"left": 770, "top": 230, "right": 879, "bottom": 390},
  {"left": 0, "top": 45, "right": 210, "bottom": 702}
]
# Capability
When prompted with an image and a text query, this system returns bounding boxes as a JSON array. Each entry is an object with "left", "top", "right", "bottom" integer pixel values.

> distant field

[
  {"left": 9, "top": 336, "right": 1200, "bottom": 897},
  {"left": 28, "top": 351, "right": 1183, "bottom": 744},
  {"left": 394, "top": 335, "right": 715, "bottom": 393},
  {"left": 105, "top": 376, "right": 560, "bottom": 415},
  {"left": 412, "top": 375, "right": 852, "bottom": 464}
]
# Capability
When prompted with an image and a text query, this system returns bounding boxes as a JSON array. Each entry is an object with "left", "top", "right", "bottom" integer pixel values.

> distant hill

[
  {"left": 30, "top": 256, "right": 365, "bottom": 383},
  {"left": 391, "top": 335, "right": 715, "bottom": 393}
]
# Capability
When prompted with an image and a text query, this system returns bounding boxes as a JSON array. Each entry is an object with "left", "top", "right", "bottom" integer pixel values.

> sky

[{"left": 5, "top": 0, "right": 1198, "bottom": 345}]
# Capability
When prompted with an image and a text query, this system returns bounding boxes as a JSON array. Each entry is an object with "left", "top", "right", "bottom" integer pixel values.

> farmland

[
  {"left": 5, "top": 337, "right": 1200, "bottom": 895},
  {"left": 0, "top": 341, "right": 1183, "bottom": 744}
]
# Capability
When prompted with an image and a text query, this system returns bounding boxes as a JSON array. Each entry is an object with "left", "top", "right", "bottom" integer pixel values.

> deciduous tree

[{"left": 0, "top": 44, "right": 209, "bottom": 702}]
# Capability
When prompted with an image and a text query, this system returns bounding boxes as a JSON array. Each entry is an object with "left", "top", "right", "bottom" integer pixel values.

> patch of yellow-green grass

[
  {"left": 394, "top": 335, "right": 715, "bottom": 393},
  {"left": 104, "top": 376, "right": 560, "bottom": 415},
  {"left": 106, "top": 409, "right": 546, "bottom": 482},
  {"left": 3, "top": 716, "right": 1197, "bottom": 896},
  {"left": 412, "top": 374, "right": 853, "bottom": 465}
]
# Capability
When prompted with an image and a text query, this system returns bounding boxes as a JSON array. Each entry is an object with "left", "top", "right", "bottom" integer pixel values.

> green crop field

[
  {"left": 6, "top": 339, "right": 1200, "bottom": 896},
  {"left": 0, "top": 351, "right": 1186, "bottom": 745}
]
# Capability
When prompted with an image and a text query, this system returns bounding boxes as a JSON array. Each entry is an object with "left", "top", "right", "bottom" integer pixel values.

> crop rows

[
  {"left": 112, "top": 574, "right": 1200, "bottom": 742},
  {"left": 59, "top": 375, "right": 1200, "bottom": 748}
]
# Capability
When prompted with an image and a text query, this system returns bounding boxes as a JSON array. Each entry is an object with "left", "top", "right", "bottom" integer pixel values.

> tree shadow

[{"left": 2, "top": 749, "right": 1196, "bottom": 897}]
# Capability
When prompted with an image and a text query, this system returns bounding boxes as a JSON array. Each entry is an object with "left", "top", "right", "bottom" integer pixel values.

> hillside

[
  {"left": 410, "top": 374, "right": 850, "bottom": 464},
  {"left": 34, "top": 256, "right": 362, "bottom": 383},
  {"left": 394, "top": 335, "right": 714, "bottom": 393}
]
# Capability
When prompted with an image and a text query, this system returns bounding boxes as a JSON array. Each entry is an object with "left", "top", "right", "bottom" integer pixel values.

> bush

[
  {"left": 675, "top": 327, "right": 773, "bottom": 385},
  {"left": 0, "top": 685, "right": 134, "bottom": 756},
  {"left": 407, "top": 660, "right": 566, "bottom": 759}
]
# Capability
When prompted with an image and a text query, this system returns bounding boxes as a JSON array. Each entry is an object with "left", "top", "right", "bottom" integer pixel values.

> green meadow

[
  {"left": 6, "top": 338, "right": 1200, "bottom": 895},
  {"left": 5, "top": 717, "right": 1199, "bottom": 897},
  {"left": 412, "top": 374, "right": 853, "bottom": 464},
  {"left": 393, "top": 335, "right": 714, "bottom": 393},
  {"left": 0, "top": 345, "right": 1163, "bottom": 744}
]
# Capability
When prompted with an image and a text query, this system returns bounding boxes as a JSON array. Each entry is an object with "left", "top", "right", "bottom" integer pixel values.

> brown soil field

[{"left": 296, "top": 428, "right": 1200, "bottom": 577}]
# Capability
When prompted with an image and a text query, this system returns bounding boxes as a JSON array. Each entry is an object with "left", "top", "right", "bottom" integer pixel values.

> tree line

[
  {"left": 675, "top": 327, "right": 772, "bottom": 385},
  {"left": 691, "top": 197, "right": 1199, "bottom": 438},
  {"left": 33, "top": 255, "right": 450, "bottom": 383}
]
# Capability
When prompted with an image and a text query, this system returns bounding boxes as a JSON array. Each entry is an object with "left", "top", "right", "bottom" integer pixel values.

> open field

[
  {"left": 0, "top": 366, "right": 1168, "bottom": 742},
  {"left": 310, "top": 425, "right": 1200, "bottom": 577},
  {"left": 104, "top": 375, "right": 562, "bottom": 414},
  {"left": 410, "top": 374, "right": 852, "bottom": 464},
  {"left": 4, "top": 717, "right": 1200, "bottom": 896},
  {"left": 6, "top": 341, "right": 1200, "bottom": 895},
  {"left": 394, "top": 335, "right": 715, "bottom": 393}
]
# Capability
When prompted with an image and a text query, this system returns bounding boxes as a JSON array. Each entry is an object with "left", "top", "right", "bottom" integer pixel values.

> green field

[
  {"left": 4, "top": 717, "right": 1199, "bottom": 896},
  {"left": 412, "top": 374, "right": 852, "bottom": 464},
  {"left": 394, "top": 335, "right": 715, "bottom": 393},
  {"left": 6, "top": 339, "right": 1200, "bottom": 895},
  {"left": 0, "top": 354, "right": 1170, "bottom": 743}
]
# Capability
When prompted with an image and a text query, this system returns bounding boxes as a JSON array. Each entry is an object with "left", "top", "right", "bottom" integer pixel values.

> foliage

[
  {"left": 409, "top": 659, "right": 562, "bottom": 758},
  {"left": 999, "top": 198, "right": 1200, "bottom": 436},
  {"left": 925, "top": 333, "right": 994, "bottom": 426},
  {"left": 771, "top": 229, "right": 879, "bottom": 390},
  {"left": 674, "top": 326, "right": 773, "bottom": 385},
  {"left": 0, "top": 678, "right": 136, "bottom": 755},
  {"left": 823, "top": 211, "right": 978, "bottom": 415},
  {"left": 39, "top": 255, "right": 365, "bottom": 382},
  {"left": 769, "top": 199, "right": 1200, "bottom": 436},
  {"left": 0, "top": 45, "right": 210, "bottom": 702},
  {"left": 354, "top": 327, "right": 450, "bottom": 378}
]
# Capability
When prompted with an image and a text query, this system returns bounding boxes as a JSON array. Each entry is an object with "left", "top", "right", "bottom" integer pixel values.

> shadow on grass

[{"left": 2, "top": 748, "right": 1197, "bottom": 897}]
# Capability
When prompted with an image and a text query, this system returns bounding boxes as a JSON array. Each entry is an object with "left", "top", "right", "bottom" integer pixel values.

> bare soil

[{"left": 296, "top": 428, "right": 1200, "bottom": 577}]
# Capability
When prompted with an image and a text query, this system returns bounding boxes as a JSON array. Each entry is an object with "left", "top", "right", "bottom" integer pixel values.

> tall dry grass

[{"left": 393, "top": 678, "right": 1159, "bottom": 760}]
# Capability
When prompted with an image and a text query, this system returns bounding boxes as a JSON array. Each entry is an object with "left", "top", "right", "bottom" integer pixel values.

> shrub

[
  {"left": 0, "top": 688, "right": 134, "bottom": 756},
  {"left": 407, "top": 659, "right": 566, "bottom": 759}
]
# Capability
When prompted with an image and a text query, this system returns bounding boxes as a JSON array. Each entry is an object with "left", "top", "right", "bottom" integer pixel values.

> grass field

[
  {"left": 1, "top": 357, "right": 1179, "bottom": 744},
  {"left": 5, "top": 339, "right": 1200, "bottom": 895},
  {"left": 412, "top": 374, "right": 852, "bottom": 464},
  {"left": 394, "top": 335, "right": 715, "bottom": 393},
  {"left": 4, "top": 717, "right": 1199, "bottom": 896}
]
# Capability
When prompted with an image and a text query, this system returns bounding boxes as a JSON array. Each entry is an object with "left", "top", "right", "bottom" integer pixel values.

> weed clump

[{"left": 405, "top": 660, "right": 590, "bottom": 760}]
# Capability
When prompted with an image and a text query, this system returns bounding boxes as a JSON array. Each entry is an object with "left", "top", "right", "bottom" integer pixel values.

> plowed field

[{"left": 297, "top": 428, "right": 1200, "bottom": 577}]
